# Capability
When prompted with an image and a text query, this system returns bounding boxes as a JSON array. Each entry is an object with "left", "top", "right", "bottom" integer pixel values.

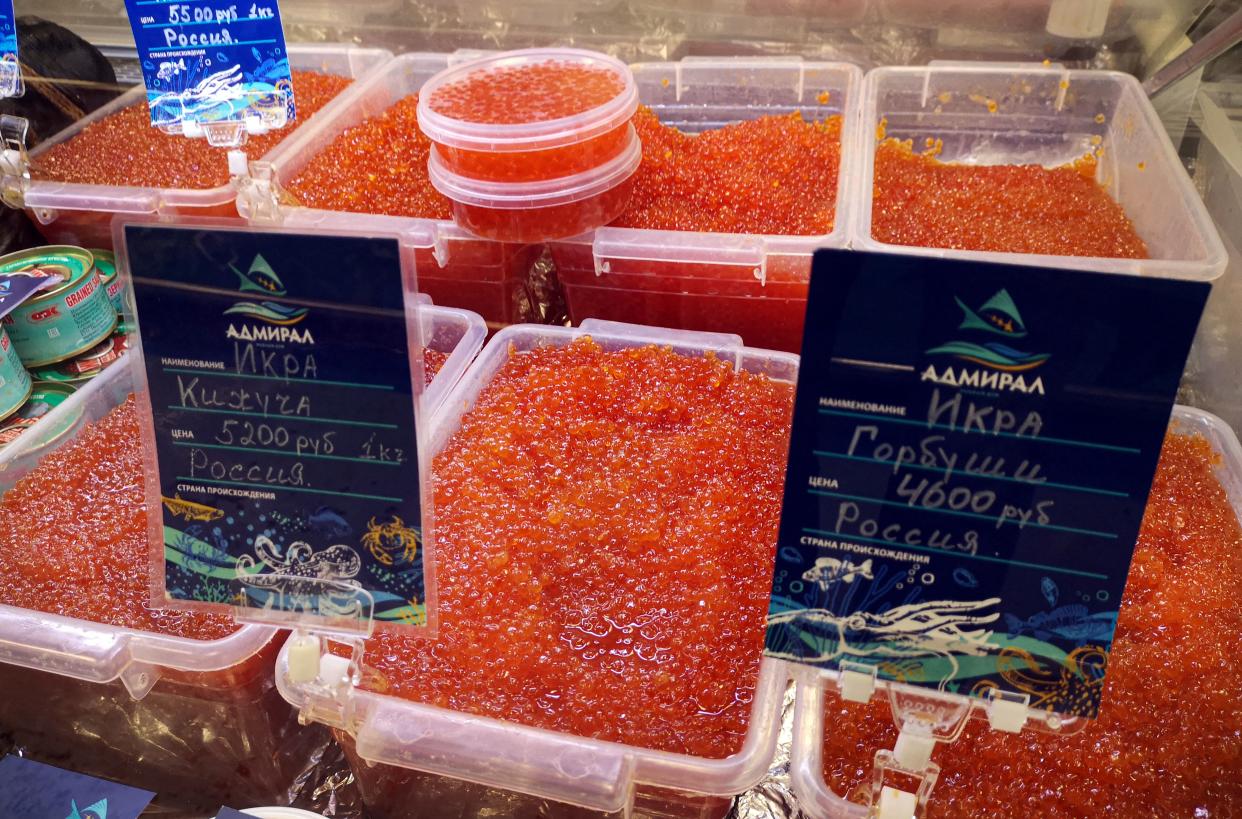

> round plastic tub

[
  {"left": 428, "top": 125, "right": 640, "bottom": 242},
  {"left": 276, "top": 320, "right": 792, "bottom": 819},
  {"left": 416, "top": 48, "right": 638, "bottom": 183}
]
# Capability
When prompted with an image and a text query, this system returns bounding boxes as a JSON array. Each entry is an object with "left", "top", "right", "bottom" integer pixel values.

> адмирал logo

[
  {"left": 224, "top": 253, "right": 308, "bottom": 326},
  {"left": 926, "top": 288, "right": 1049, "bottom": 372}
]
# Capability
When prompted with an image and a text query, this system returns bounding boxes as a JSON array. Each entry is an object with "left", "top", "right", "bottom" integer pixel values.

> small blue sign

[
  {"left": 0, "top": 1, "right": 19, "bottom": 98},
  {"left": 122, "top": 0, "right": 294, "bottom": 133},
  {"left": 765, "top": 250, "right": 1208, "bottom": 719},
  {"left": 126, "top": 224, "right": 428, "bottom": 628},
  {"left": 0, "top": 755, "right": 155, "bottom": 819}
]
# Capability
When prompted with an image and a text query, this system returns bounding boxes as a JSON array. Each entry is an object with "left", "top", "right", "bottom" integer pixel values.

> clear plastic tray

[
  {"left": 243, "top": 52, "right": 543, "bottom": 329},
  {"left": 12, "top": 44, "right": 392, "bottom": 249},
  {"left": 547, "top": 57, "right": 863, "bottom": 354},
  {"left": 854, "top": 64, "right": 1227, "bottom": 281},
  {"left": 276, "top": 319, "right": 795, "bottom": 818},
  {"left": 415, "top": 299, "right": 488, "bottom": 416},
  {"left": 788, "top": 403, "right": 1242, "bottom": 818}
]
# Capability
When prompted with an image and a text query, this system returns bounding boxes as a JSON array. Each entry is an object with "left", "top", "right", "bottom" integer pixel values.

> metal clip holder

[{"left": 0, "top": 114, "right": 29, "bottom": 209}]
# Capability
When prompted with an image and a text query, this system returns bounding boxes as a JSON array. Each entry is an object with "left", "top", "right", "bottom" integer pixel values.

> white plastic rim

[
  {"left": 415, "top": 48, "right": 639, "bottom": 152},
  {"left": 427, "top": 124, "right": 641, "bottom": 209},
  {"left": 241, "top": 808, "right": 328, "bottom": 819}
]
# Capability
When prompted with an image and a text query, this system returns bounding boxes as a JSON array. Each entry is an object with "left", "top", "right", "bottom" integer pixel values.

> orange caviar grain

[
  {"left": 0, "top": 398, "right": 236, "bottom": 640},
  {"left": 428, "top": 62, "right": 624, "bottom": 124},
  {"left": 423, "top": 348, "right": 448, "bottom": 385},
  {"left": 613, "top": 106, "right": 842, "bottom": 235},
  {"left": 350, "top": 338, "right": 794, "bottom": 757},
  {"left": 821, "top": 432, "right": 1242, "bottom": 816},
  {"left": 34, "top": 71, "right": 352, "bottom": 189},
  {"left": 871, "top": 138, "right": 1148, "bottom": 258},
  {"left": 285, "top": 94, "right": 451, "bottom": 219}
]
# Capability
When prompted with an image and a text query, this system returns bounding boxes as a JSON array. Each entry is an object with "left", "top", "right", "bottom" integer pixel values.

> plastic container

[
  {"left": 416, "top": 48, "right": 639, "bottom": 183},
  {"left": 548, "top": 58, "right": 862, "bottom": 354},
  {"left": 0, "top": 356, "right": 309, "bottom": 813},
  {"left": 275, "top": 320, "right": 793, "bottom": 819},
  {"left": 854, "top": 64, "right": 1228, "bottom": 281},
  {"left": 415, "top": 299, "right": 488, "bottom": 416},
  {"left": 788, "top": 404, "right": 1242, "bottom": 818},
  {"left": 242, "top": 53, "right": 545, "bottom": 329},
  {"left": 428, "top": 125, "right": 640, "bottom": 242},
  {"left": 9, "top": 44, "right": 392, "bottom": 250}
]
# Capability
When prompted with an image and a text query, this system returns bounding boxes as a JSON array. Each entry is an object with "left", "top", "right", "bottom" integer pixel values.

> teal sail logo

[
  {"left": 67, "top": 797, "right": 107, "bottom": 819},
  {"left": 926, "top": 289, "right": 1049, "bottom": 373},
  {"left": 224, "top": 254, "right": 307, "bottom": 326}
]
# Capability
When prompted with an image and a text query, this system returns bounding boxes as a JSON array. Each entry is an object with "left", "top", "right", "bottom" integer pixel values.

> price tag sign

[
  {"left": 122, "top": 0, "right": 294, "bottom": 142},
  {"left": 124, "top": 223, "right": 430, "bottom": 630},
  {"left": 0, "top": 1, "right": 19, "bottom": 99},
  {"left": 766, "top": 250, "right": 1208, "bottom": 719},
  {"left": 0, "top": 755, "right": 155, "bottom": 819}
]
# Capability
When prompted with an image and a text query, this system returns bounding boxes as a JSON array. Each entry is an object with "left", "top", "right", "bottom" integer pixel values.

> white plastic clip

[
  {"left": 985, "top": 688, "right": 1031, "bottom": 734},
  {"left": 234, "top": 159, "right": 283, "bottom": 225},
  {"left": 287, "top": 631, "right": 321, "bottom": 684},
  {"left": 839, "top": 661, "right": 879, "bottom": 703},
  {"left": 877, "top": 786, "right": 918, "bottom": 819}
]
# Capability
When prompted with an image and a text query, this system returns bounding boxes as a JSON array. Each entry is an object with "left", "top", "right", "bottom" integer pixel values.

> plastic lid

[
  {"left": 416, "top": 48, "right": 639, "bottom": 153},
  {"left": 427, "top": 124, "right": 641, "bottom": 210},
  {"left": 240, "top": 809, "right": 327, "bottom": 819}
]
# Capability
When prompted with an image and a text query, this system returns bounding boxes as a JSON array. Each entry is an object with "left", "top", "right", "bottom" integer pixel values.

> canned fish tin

[
  {"left": 1, "top": 246, "right": 116, "bottom": 368},
  {"left": 0, "top": 326, "right": 31, "bottom": 422},
  {"left": 29, "top": 331, "right": 129, "bottom": 387},
  {"left": 0, "top": 382, "right": 77, "bottom": 450},
  {"left": 90, "top": 248, "right": 126, "bottom": 315}
]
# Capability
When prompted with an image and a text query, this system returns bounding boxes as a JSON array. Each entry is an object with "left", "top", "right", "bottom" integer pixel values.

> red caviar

[
  {"left": 426, "top": 62, "right": 631, "bottom": 182},
  {"left": 821, "top": 431, "right": 1242, "bottom": 816},
  {"left": 871, "top": 138, "right": 1149, "bottom": 258},
  {"left": 0, "top": 398, "right": 236, "bottom": 640},
  {"left": 613, "top": 107, "right": 842, "bottom": 235},
  {"left": 423, "top": 348, "right": 448, "bottom": 385},
  {"left": 428, "top": 62, "right": 624, "bottom": 124},
  {"left": 351, "top": 338, "right": 793, "bottom": 757},
  {"left": 34, "top": 71, "right": 352, "bottom": 189},
  {"left": 447, "top": 177, "right": 635, "bottom": 243},
  {"left": 285, "top": 94, "right": 451, "bottom": 219}
]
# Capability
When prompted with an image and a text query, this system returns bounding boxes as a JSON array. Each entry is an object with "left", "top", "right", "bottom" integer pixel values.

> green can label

[
  {"left": 91, "top": 249, "right": 126, "bottom": 314},
  {"left": 0, "top": 326, "right": 32, "bottom": 422},
  {"left": 2, "top": 249, "right": 117, "bottom": 368},
  {"left": 0, "top": 382, "right": 77, "bottom": 448}
]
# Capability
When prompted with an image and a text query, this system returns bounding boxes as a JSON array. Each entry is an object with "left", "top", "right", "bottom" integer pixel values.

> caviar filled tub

[
  {"left": 854, "top": 64, "right": 1225, "bottom": 280},
  {"left": 7, "top": 44, "right": 390, "bottom": 249},
  {"left": 276, "top": 320, "right": 796, "bottom": 818},
  {"left": 548, "top": 58, "right": 861, "bottom": 354},
  {"left": 0, "top": 303, "right": 485, "bottom": 812},
  {"left": 245, "top": 53, "right": 545, "bottom": 329},
  {"left": 0, "top": 356, "right": 306, "bottom": 813},
  {"left": 789, "top": 405, "right": 1242, "bottom": 818}
]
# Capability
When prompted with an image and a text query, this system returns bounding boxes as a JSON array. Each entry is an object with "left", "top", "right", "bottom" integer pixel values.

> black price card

[
  {"left": 765, "top": 250, "right": 1208, "bottom": 719},
  {"left": 125, "top": 224, "right": 430, "bottom": 629}
]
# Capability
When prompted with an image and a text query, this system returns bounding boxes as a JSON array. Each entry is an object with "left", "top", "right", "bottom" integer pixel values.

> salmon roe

[
  {"left": 428, "top": 62, "right": 624, "bottom": 125},
  {"left": 285, "top": 94, "right": 451, "bottom": 219},
  {"left": 871, "top": 138, "right": 1149, "bottom": 258},
  {"left": 34, "top": 71, "right": 352, "bottom": 190},
  {"left": 820, "top": 431, "right": 1242, "bottom": 816},
  {"left": 422, "top": 348, "right": 448, "bottom": 385},
  {"left": 349, "top": 338, "right": 793, "bottom": 757},
  {"left": 0, "top": 398, "right": 236, "bottom": 640},
  {"left": 612, "top": 107, "right": 842, "bottom": 235}
]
